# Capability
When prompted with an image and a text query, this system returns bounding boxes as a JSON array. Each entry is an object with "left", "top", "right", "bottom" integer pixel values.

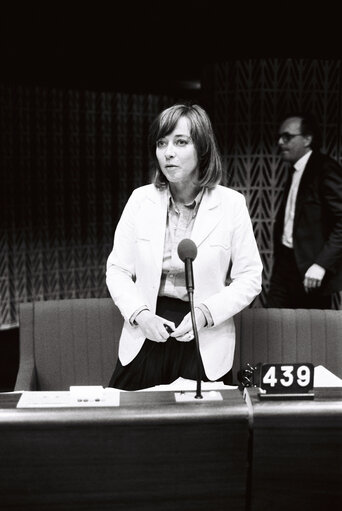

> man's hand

[
  {"left": 135, "top": 310, "right": 175, "bottom": 342},
  {"left": 303, "top": 264, "right": 326, "bottom": 292}
]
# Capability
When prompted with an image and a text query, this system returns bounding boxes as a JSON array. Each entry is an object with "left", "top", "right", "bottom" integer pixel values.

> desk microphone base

[{"left": 175, "top": 391, "right": 223, "bottom": 402}]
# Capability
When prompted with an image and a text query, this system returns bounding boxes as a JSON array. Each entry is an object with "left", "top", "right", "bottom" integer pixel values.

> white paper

[
  {"left": 16, "top": 386, "right": 120, "bottom": 408},
  {"left": 174, "top": 390, "right": 223, "bottom": 402},
  {"left": 132, "top": 377, "right": 238, "bottom": 392},
  {"left": 314, "top": 365, "right": 342, "bottom": 387}
]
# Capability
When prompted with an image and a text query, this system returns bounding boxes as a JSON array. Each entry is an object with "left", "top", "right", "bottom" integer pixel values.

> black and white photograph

[{"left": 0, "top": 2, "right": 341, "bottom": 510}]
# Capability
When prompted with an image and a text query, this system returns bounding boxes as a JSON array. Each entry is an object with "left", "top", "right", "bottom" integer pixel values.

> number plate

[{"left": 259, "top": 363, "right": 314, "bottom": 394}]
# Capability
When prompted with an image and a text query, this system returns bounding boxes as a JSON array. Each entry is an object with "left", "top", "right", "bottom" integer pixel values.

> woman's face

[{"left": 156, "top": 116, "right": 199, "bottom": 186}]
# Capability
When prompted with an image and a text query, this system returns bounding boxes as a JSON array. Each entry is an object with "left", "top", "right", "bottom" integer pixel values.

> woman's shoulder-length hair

[{"left": 148, "top": 103, "right": 223, "bottom": 189}]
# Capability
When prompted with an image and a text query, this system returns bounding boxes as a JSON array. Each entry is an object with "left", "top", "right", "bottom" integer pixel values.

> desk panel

[
  {"left": 245, "top": 387, "right": 342, "bottom": 511},
  {"left": 0, "top": 390, "right": 249, "bottom": 511}
]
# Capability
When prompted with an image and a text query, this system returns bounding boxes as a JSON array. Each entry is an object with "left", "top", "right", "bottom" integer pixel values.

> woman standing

[{"left": 106, "top": 104, "right": 262, "bottom": 390}]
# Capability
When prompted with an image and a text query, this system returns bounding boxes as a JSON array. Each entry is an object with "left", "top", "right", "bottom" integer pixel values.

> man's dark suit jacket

[{"left": 273, "top": 151, "right": 342, "bottom": 295}]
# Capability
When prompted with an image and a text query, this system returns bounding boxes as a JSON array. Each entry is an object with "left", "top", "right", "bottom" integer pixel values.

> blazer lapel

[
  {"left": 191, "top": 188, "right": 222, "bottom": 247},
  {"left": 142, "top": 186, "right": 222, "bottom": 265},
  {"left": 142, "top": 187, "right": 168, "bottom": 269}
]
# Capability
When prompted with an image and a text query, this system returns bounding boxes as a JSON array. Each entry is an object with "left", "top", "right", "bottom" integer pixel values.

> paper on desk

[
  {"left": 133, "top": 377, "right": 238, "bottom": 392},
  {"left": 314, "top": 365, "right": 342, "bottom": 387},
  {"left": 16, "top": 386, "right": 120, "bottom": 408}
]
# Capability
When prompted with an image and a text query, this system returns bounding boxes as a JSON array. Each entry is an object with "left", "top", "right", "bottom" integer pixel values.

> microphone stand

[
  {"left": 178, "top": 241, "right": 203, "bottom": 400},
  {"left": 187, "top": 288, "right": 203, "bottom": 400}
]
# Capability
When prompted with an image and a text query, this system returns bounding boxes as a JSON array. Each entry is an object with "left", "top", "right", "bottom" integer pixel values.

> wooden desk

[
  {"left": 244, "top": 387, "right": 342, "bottom": 511},
  {"left": 0, "top": 390, "right": 249, "bottom": 511}
]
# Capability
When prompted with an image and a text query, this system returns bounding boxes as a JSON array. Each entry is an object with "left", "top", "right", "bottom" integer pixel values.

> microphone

[
  {"left": 177, "top": 239, "right": 202, "bottom": 399},
  {"left": 177, "top": 238, "right": 197, "bottom": 293}
]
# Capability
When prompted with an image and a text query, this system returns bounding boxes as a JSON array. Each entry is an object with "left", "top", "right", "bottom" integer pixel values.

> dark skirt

[{"left": 108, "top": 296, "right": 232, "bottom": 390}]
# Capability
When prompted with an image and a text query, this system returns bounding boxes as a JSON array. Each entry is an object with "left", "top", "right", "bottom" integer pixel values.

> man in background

[{"left": 267, "top": 112, "right": 342, "bottom": 309}]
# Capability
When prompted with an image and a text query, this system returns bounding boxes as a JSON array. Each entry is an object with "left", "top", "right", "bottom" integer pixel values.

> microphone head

[{"left": 177, "top": 239, "right": 197, "bottom": 262}]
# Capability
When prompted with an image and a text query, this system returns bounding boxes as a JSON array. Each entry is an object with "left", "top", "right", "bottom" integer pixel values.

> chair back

[
  {"left": 16, "top": 301, "right": 341, "bottom": 390},
  {"left": 233, "top": 308, "right": 342, "bottom": 379},
  {"left": 16, "top": 298, "right": 123, "bottom": 390}
]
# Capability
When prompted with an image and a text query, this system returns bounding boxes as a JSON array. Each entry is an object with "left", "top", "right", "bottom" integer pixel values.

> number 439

[{"left": 263, "top": 365, "right": 312, "bottom": 388}]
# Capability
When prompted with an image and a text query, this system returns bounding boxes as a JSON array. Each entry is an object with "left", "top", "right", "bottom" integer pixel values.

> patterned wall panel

[
  {"left": 1, "top": 59, "right": 342, "bottom": 326},
  {"left": 0, "top": 85, "right": 175, "bottom": 327},
  {"left": 209, "top": 58, "right": 342, "bottom": 307}
]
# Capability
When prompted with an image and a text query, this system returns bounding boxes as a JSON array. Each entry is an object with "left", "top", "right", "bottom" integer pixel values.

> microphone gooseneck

[{"left": 177, "top": 239, "right": 202, "bottom": 399}]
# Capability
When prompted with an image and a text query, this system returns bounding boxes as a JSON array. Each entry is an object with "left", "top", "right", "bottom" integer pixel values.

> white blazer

[{"left": 106, "top": 184, "right": 262, "bottom": 380}]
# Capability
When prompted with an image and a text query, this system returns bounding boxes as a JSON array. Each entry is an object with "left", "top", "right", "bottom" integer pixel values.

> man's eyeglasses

[{"left": 278, "top": 132, "right": 303, "bottom": 144}]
